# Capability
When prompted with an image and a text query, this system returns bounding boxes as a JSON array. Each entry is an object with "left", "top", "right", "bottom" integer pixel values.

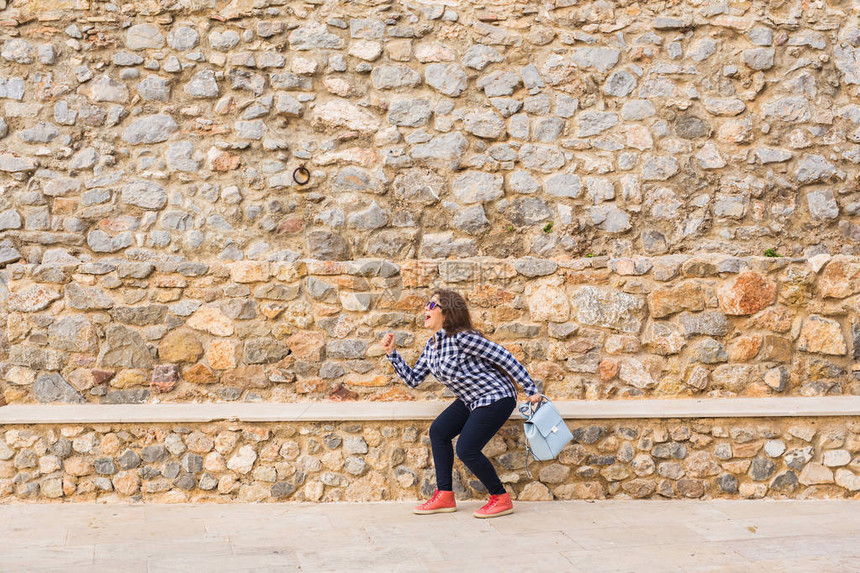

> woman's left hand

[{"left": 527, "top": 394, "right": 542, "bottom": 405}]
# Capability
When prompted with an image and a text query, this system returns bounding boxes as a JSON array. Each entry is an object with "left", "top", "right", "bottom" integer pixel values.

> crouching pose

[{"left": 381, "top": 289, "right": 541, "bottom": 518}]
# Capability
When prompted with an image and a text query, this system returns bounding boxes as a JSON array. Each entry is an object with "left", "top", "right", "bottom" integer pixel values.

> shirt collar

[{"left": 436, "top": 328, "right": 447, "bottom": 339}]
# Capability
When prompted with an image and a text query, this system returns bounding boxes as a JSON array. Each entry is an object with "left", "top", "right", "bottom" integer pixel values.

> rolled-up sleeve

[
  {"left": 454, "top": 331, "right": 540, "bottom": 396},
  {"left": 386, "top": 346, "right": 430, "bottom": 388}
]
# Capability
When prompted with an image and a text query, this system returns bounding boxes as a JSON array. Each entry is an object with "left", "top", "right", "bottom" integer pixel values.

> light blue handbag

[{"left": 518, "top": 395, "right": 573, "bottom": 477}]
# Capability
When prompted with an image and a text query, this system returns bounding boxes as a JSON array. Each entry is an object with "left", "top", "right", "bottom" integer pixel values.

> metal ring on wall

[{"left": 293, "top": 166, "right": 310, "bottom": 185}]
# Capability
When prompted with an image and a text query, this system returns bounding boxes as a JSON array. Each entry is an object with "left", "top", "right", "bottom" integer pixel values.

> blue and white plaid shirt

[{"left": 386, "top": 328, "right": 540, "bottom": 411}]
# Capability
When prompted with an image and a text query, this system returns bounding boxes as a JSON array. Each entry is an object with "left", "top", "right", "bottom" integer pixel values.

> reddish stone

[
  {"left": 278, "top": 216, "right": 306, "bottom": 235},
  {"left": 598, "top": 359, "right": 619, "bottom": 381},
  {"left": 91, "top": 369, "right": 115, "bottom": 385},
  {"left": 748, "top": 306, "right": 794, "bottom": 332},
  {"left": 158, "top": 329, "right": 203, "bottom": 363},
  {"left": 296, "top": 378, "right": 328, "bottom": 394},
  {"left": 818, "top": 258, "right": 860, "bottom": 299},
  {"left": 648, "top": 281, "right": 706, "bottom": 318},
  {"left": 222, "top": 366, "right": 268, "bottom": 388},
  {"left": 758, "top": 335, "right": 792, "bottom": 362},
  {"left": 182, "top": 363, "right": 219, "bottom": 385},
  {"left": 369, "top": 387, "right": 415, "bottom": 401},
  {"left": 468, "top": 284, "right": 517, "bottom": 308},
  {"left": 151, "top": 364, "right": 179, "bottom": 393},
  {"left": 211, "top": 151, "right": 241, "bottom": 171},
  {"left": 728, "top": 335, "right": 762, "bottom": 362},
  {"left": 286, "top": 331, "right": 325, "bottom": 360},
  {"left": 718, "top": 272, "right": 776, "bottom": 315}
]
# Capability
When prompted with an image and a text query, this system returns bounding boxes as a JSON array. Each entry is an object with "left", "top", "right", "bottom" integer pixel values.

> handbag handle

[
  {"left": 519, "top": 394, "right": 551, "bottom": 478},
  {"left": 518, "top": 393, "right": 550, "bottom": 419}
]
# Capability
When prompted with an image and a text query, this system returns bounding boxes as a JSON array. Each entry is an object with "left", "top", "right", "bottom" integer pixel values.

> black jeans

[{"left": 429, "top": 397, "right": 516, "bottom": 496}]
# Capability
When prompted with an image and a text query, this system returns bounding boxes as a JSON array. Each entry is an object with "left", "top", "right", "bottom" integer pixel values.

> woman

[{"left": 381, "top": 289, "right": 542, "bottom": 518}]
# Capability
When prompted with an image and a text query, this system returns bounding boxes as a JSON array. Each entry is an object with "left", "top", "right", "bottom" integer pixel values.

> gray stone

[
  {"left": 590, "top": 205, "right": 632, "bottom": 233},
  {"left": 463, "top": 110, "right": 505, "bottom": 139},
  {"left": 388, "top": 99, "right": 431, "bottom": 127},
  {"left": 0, "top": 152, "right": 37, "bottom": 172},
  {"left": 142, "top": 445, "right": 168, "bottom": 464},
  {"left": 451, "top": 171, "right": 503, "bottom": 204},
  {"left": 98, "top": 325, "right": 155, "bottom": 369},
  {"left": 209, "top": 30, "right": 240, "bottom": 51},
  {"left": 806, "top": 190, "right": 839, "bottom": 220},
  {"left": 462, "top": 45, "right": 504, "bottom": 70},
  {"left": 507, "top": 171, "right": 540, "bottom": 194},
  {"left": 835, "top": 45, "right": 860, "bottom": 85},
  {"left": 94, "top": 458, "right": 117, "bottom": 475},
  {"left": 688, "top": 38, "right": 717, "bottom": 61},
  {"left": 0, "top": 77, "right": 25, "bottom": 100},
  {"left": 747, "top": 27, "right": 773, "bottom": 46},
  {"left": 519, "top": 144, "right": 564, "bottom": 172},
  {"left": 372, "top": 65, "right": 421, "bottom": 89},
  {"left": 794, "top": 155, "right": 839, "bottom": 185},
  {"left": 235, "top": 119, "right": 267, "bottom": 140},
  {"left": 425, "top": 63, "right": 468, "bottom": 97},
  {"left": 306, "top": 230, "right": 350, "bottom": 260},
  {"left": 572, "top": 47, "right": 620, "bottom": 72},
  {"left": 755, "top": 147, "right": 792, "bottom": 164},
  {"left": 545, "top": 173, "right": 582, "bottom": 198},
  {"left": 763, "top": 96, "right": 811, "bottom": 122},
  {"left": 0, "top": 209, "right": 22, "bottom": 230},
  {"left": 533, "top": 118, "right": 565, "bottom": 142},
  {"left": 621, "top": 100, "right": 656, "bottom": 121},
  {"left": 122, "top": 180, "right": 167, "bottom": 210},
  {"left": 290, "top": 22, "right": 344, "bottom": 50},
  {"left": 675, "top": 115, "right": 710, "bottom": 139},
  {"left": 717, "top": 473, "right": 739, "bottom": 493},
  {"left": 66, "top": 283, "right": 114, "bottom": 310},
  {"left": 33, "top": 374, "right": 86, "bottom": 404},
  {"left": 326, "top": 339, "right": 367, "bottom": 360},
  {"left": 576, "top": 111, "right": 618, "bottom": 137},
  {"left": 692, "top": 338, "right": 728, "bottom": 364},
  {"left": 507, "top": 197, "right": 552, "bottom": 225},
  {"left": 133, "top": 76, "right": 169, "bottom": 102},
  {"left": 184, "top": 70, "right": 219, "bottom": 98},
  {"left": 521, "top": 64, "right": 545, "bottom": 92},
  {"left": 477, "top": 71, "right": 522, "bottom": 97},
  {"left": 347, "top": 201, "right": 389, "bottom": 229},
  {"left": 48, "top": 316, "right": 98, "bottom": 353},
  {"left": 118, "top": 449, "right": 141, "bottom": 470},
  {"left": 679, "top": 311, "right": 729, "bottom": 337},
  {"left": 18, "top": 122, "right": 59, "bottom": 144},
  {"left": 749, "top": 457, "right": 776, "bottom": 481},
  {"left": 2, "top": 39, "right": 35, "bottom": 63},
  {"left": 110, "top": 306, "right": 167, "bottom": 326},
  {"left": 168, "top": 26, "right": 199, "bottom": 50},
  {"left": 274, "top": 93, "right": 302, "bottom": 117},
  {"left": 126, "top": 24, "right": 165, "bottom": 50},
  {"left": 642, "top": 155, "right": 680, "bottom": 181},
  {"left": 410, "top": 132, "right": 468, "bottom": 169},
  {"left": 784, "top": 447, "right": 814, "bottom": 470},
  {"left": 743, "top": 48, "right": 775, "bottom": 70},
  {"left": 603, "top": 70, "right": 636, "bottom": 97},
  {"left": 453, "top": 205, "right": 490, "bottom": 234},
  {"left": 122, "top": 115, "right": 178, "bottom": 144},
  {"left": 332, "top": 167, "right": 376, "bottom": 193},
  {"left": 701, "top": 98, "right": 746, "bottom": 117},
  {"left": 572, "top": 287, "right": 645, "bottom": 333},
  {"left": 100, "top": 389, "right": 150, "bottom": 404}
]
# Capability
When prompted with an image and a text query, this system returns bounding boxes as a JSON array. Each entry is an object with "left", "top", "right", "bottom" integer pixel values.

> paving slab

[{"left": 0, "top": 500, "right": 857, "bottom": 573}]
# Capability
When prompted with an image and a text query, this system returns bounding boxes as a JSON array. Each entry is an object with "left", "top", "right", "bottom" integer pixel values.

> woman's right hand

[{"left": 381, "top": 332, "right": 396, "bottom": 355}]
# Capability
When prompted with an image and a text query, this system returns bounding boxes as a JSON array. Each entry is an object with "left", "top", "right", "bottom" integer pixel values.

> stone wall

[
  {"left": 1, "top": 417, "right": 858, "bottom": 502},
  {"left": 3, "top": 254, "right": 860, "bottom": 404},
  {"left": 0, "top": 1, "right": 858, "bottom": 265}
]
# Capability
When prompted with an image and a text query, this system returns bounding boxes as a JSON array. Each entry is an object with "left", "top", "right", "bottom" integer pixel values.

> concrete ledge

[{"left": 1, "top": 397, "right": 858, "bottom": 425}]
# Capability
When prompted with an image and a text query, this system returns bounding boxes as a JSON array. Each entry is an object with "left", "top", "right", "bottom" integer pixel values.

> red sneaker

[
  {"left": 413, "top": 489, "right": 457, "bottom": 514},
  {"left": 473, "top": 492, "right": 513, "bottom": 518}
]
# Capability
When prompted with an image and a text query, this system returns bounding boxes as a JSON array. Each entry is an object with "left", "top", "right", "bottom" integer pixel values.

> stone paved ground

[{"left": 0, "top": 500, "right": 857, "bottom": 572}]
